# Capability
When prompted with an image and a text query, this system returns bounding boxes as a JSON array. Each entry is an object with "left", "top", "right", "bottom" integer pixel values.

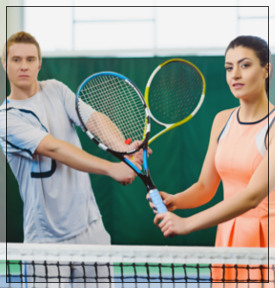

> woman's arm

[
  {"left": 154, "top": 121, "right": 275, "bottom": 237},
  {"left": 148, "top": 109, "right": 234, "bottom": 211}
]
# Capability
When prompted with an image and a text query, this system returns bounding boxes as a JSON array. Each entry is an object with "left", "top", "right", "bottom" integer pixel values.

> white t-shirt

[{"left": 0, "top": 79, "right": 101, "bottom": 243}]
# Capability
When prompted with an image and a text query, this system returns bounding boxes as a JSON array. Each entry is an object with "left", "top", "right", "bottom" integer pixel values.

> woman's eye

[
  {"left": 242, "top": 63, "right": 250, "bottom": 68},
  {"left": 225, "top": 67, "right": 232, "bottom": 71}
]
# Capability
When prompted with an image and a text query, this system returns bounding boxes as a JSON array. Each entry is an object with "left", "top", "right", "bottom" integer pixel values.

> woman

[{"left": 148, "top": 36, "right": 275, "bottom": 287}]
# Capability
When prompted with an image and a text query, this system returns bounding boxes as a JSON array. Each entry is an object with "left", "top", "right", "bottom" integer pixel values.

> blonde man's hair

[{"left": 2, "top": 31, "right": 41, "bottom": 63}]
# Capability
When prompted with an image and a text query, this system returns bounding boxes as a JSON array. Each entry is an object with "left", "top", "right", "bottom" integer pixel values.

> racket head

[
  {"left": 144, "top": 59, "right": 205, "bottom": 141},
  {"left": 76, "top": 72, "right": 150, "bottom": 155}
]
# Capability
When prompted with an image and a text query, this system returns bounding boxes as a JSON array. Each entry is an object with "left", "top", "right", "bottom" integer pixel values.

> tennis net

[{"left": 0, "top": 243, "right": 274, "bottom": 288}]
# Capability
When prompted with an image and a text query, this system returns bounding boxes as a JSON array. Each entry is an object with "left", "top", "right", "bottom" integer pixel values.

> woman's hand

[
  {"left": 154, "top": 212, "right": 189, "bottom": 238},
  {"left": 147, "top": 191, "right": 177, "bottom": 213}
]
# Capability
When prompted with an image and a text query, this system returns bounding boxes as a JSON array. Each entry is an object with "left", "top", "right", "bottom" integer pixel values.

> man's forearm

[{"left": 35, "top": 134, "right": 112, "bottom": 176}]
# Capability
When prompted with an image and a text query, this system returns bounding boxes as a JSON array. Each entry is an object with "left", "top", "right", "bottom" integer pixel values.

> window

[
  {"left": 23, "top": 2, "right": 274, "bottom": 56},
  {"left": 237, "top": 2, "right": 275, "bottom": 43},
  {"left": 73, "top": 6, "right": 156, "bottom": 51}
]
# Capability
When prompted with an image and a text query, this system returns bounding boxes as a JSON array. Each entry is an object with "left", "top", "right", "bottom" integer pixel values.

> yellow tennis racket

[{"left": 145, "top": 58, "right": 206, "bottom": 145}]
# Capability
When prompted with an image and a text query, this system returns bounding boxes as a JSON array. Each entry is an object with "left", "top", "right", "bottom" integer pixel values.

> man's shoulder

[
  {"left": 39, "top": 79, "right": 65, "bottom": 91},
  {"left": 0, "top": 99, "right": 11, "bottom": 130},
  {"left": 0, "top": 99, "right": 16, "bottom": 119},
  {"left": 0, "top": 99, "right": 10, "bottom": 111}
]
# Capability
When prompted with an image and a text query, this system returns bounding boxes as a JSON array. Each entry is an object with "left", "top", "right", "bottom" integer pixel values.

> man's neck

[{"left": 9, "top": 81, "right": 39, "bottom": 100}]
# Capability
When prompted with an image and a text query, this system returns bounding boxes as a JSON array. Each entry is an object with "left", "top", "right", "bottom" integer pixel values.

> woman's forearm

[
  {"left": 174, "top": 180, "right": 219, "bottom": 210},
  {"left": 186, "top": 186, "right": 262, "bottom": 234}
]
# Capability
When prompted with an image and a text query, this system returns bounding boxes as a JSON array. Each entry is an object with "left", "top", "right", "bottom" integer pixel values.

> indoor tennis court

[{"left": 1, "top": 1, "right": 275, "bottom": 287}]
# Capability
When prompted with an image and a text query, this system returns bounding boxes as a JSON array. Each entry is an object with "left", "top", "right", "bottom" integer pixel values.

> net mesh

[
  {"left": 1, "top": 243, "right": 274, "bottom": 288},
  {"left": 78, "top": 75, "right": 146, "bottom": 153},
  {"left": 148, "top": 61, "right": 204, "bottom": 124}
]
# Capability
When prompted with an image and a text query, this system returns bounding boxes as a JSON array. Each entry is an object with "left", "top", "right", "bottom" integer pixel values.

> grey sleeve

[{"left": 0, "top": 110, "right": 48, "bottom": 159}]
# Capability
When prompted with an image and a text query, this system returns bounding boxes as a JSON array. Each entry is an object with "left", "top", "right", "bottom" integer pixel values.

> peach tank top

[
  {"left": 215, "top": 107, "right": 275, "bottom": 248},
  {"left": 212, "top": 108, "right": 275, "bottom": 287}
]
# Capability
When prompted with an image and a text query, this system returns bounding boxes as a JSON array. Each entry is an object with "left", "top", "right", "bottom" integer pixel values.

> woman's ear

[{"left": 265, "top": 62, "right": 272, "bottom": 79}]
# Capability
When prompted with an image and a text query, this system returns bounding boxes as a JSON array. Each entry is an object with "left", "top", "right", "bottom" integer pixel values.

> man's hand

[
  {"left": 126, "top": 140, "right": 153, "bottom": 166},
  {"left": 108, "top": 160, "right": 142, "bottom": 184}
]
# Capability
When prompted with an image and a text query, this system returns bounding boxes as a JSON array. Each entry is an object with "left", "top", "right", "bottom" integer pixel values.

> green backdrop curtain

[{"left": 6, "top": 55, "right": 275, "bottom": 246}]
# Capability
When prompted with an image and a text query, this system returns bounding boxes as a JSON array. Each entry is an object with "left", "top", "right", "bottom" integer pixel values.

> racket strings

[
  {"left": 78, "top": 75, "right": 146, "bottom": 153},
  {"left": 149, "top": 62, "right": 203, "bottom": 124}
]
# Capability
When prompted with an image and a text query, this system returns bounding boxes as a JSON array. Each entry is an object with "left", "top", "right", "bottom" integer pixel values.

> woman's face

[{"left": 225, "top": 46, "right": 268, "bottom": 101}]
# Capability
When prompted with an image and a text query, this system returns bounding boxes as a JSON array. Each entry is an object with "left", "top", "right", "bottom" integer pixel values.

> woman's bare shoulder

[
  {"left": 215, "top": 108, "right": 236, "bottom": 122},
  {"left": 211, "top": 108, "right": 237, "bottom": 140}
]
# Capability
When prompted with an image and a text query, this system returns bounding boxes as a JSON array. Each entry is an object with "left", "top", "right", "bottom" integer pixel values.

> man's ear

[
  {"left": 38, "top": 61, "right": 42, "bottom": 71},
  {"left": 2, "top": 61, "right": 6, "bottom": 72}
]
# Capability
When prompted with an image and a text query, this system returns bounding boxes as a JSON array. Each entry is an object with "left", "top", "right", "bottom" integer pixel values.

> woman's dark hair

[{"left": 225, "top": 35, "right": 273, "bottom": 94}]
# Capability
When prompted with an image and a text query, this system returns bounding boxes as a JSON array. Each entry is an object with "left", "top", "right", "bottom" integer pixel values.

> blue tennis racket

[{"left": 76, "top": 72, "right": 168, "bottom": 214}]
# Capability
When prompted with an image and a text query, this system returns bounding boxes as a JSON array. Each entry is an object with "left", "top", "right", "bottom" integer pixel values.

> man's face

[{"left": 3, "top": 43, "right": 41, "bottom": 90}]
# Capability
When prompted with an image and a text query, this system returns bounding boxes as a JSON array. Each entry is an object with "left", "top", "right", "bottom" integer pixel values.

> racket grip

[{"left": 149, "top": 189, "right": 168, "bottom": 213}]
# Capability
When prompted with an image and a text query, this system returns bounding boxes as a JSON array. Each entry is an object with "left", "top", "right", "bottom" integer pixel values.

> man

[{"left": 0, "top": 31, "right": 148, "bottom": 287}]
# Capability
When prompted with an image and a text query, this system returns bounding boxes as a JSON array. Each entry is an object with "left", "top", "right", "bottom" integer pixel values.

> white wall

[
  {"left": 0, "top": 0, "right": 8, "bottom": 244},
  {"left": 0, "top": 0, "right": 24, "bottom": 243},
  {"left": 0, "top": 1, "right": 24, "bottom": 51}
]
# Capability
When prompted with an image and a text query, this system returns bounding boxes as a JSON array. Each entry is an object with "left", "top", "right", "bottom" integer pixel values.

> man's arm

[
  {"left": 86, "top": 111, "right": 151, "bottom": 163},
  {"left": 35, "top": 134, "right": 141, "bottom": 183},
  {"left": 86, "top": 111, "right": 125, "bottom": 151}
]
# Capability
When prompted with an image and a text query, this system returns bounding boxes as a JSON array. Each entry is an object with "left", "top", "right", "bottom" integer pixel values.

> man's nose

[{"left": 20, "top": 60, "right": 29, "bottom": 70}]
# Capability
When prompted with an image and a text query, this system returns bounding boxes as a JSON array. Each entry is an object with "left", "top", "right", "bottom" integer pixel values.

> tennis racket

[
  {"left": 145, "top": 58, "right": 206, "bottom": 144},
  {"left": 76, "top": 72, "right": 168, "bottom": 213}
]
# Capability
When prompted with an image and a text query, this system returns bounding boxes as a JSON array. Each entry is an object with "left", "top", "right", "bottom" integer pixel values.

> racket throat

[{"left": 139, "top": 174, "right": 156, "bottom": 191}]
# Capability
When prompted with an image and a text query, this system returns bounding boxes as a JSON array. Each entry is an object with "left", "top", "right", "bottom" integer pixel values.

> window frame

[{"left": 22, "top": 5, "right": 274, "bottom": 57}]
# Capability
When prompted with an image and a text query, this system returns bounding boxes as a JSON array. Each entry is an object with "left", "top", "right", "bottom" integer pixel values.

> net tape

[
  {"left": 1, "top": 244, "right": 274, "bottom": 286},
  {"left": 1, "top": 244, "right": 273, "bottom": 264}
]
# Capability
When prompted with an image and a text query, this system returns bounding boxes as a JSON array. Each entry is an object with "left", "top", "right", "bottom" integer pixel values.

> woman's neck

[{"left": 238, "top": 93, "right": 273, "bottom": 122}]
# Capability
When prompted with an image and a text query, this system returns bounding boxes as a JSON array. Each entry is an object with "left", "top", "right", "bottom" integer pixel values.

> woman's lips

[{"left": 233, "top": 83, "right": 244, "bottom": 89}]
